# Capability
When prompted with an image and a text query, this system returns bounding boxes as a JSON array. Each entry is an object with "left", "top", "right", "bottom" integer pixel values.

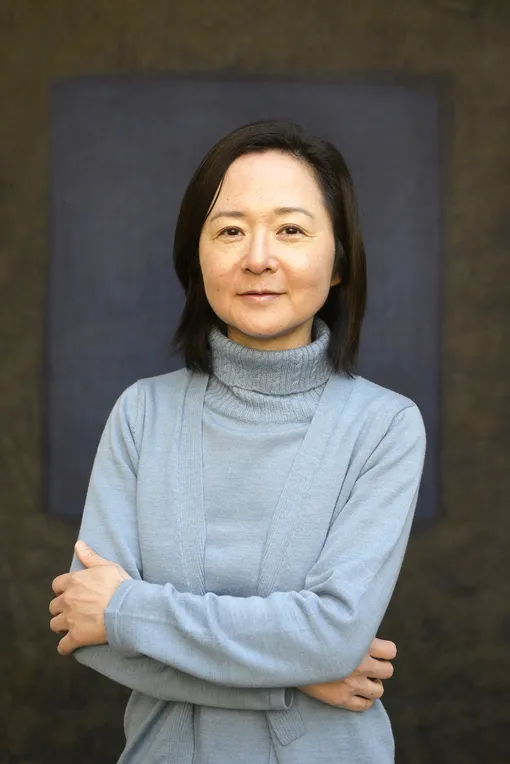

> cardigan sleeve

[
  {"left": 69, "top": 383, "right": 293, "bottom": 711},
  {"left": 105, "top": 403, "right": 427, "bottom": 688}
]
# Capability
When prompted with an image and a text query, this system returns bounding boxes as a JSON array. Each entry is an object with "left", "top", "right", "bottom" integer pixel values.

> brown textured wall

[{"left": 1, "top": 1, "right": 509, "bottom": 762}]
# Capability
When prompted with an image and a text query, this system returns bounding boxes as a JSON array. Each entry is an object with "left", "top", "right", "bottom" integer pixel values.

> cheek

[
  {"left": 200, "top": 252, "right": 231, "bottom": 299},
  {"left": 292, "top": 255, "right": 333, "bottom": 293},
  {"left": 203, "top": 263, "right": 229, "bottom": 290}
]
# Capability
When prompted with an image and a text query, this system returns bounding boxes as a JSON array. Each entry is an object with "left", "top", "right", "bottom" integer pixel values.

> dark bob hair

[{"left": 171, "top": 119, "right": 367, "bottom": 379}]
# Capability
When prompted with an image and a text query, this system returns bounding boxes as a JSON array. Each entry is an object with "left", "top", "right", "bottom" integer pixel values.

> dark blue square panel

[{"left": 46, "top": 74, "right": 444, "bottom": 522}]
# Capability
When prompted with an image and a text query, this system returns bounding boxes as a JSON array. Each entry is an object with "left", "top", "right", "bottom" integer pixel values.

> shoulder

[
  {"left": 137, "top": 367, "right": 191, "bottom": 402},
  {"left": 116, "top": 367, "right": 191, "bottom": 405},
  {"left": 349, "top": 372, "right": 417, "bottom": 409},
  {"left": 109, "top": 368, "right": 191, "bottom": 444},
  {"left": 347, "top": 373, "right": 426, "bottom": 447}
]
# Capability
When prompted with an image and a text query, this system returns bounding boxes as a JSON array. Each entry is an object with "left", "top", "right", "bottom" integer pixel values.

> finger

[
  {"left": 359, "top": 655, "right": 394, "bottom": 680},
  {"left": 49, "top": 595, "right": 63, "bottom": 616},
  {"left": 57, "top": 632, "right": 76, "bottom": 656},
  {"left": 348, "top": 696, "right": 374, "bottom": 712},
  {"left": 372, "top": 660, "right": 394, "bottom": 681},
  {"left": 52, "top": 573, "right": 71, "bottom": 596},
  {"left": 49, "top": 613, "right": 68, "bottom": 634},
  {"left": 344, "top": 673, "right": 385, "bottom": 700},
  {"left": 75, "top": 541, "right": 109, "bottom": 568},
  {"left": 369, "top": 637, "right": 397, "bottom": 661},
  {"left": 357, "top": 678, "right": 385, "bottom": 700},
  {"left": 372, "top": 678, "right": 384, "bottom": 698}
]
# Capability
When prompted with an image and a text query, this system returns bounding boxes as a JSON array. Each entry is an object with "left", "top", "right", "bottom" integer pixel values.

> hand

[
  {"left": 49, "top": 541, "right": 131, "bottom": 656},
  {"left": 297, "top": 637, "right": 396, "bottom": 711}
]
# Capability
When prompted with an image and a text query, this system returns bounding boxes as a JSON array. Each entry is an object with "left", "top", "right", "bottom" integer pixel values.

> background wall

[{"left": 0, "top": 1, "right": 508, "bottom": 762}]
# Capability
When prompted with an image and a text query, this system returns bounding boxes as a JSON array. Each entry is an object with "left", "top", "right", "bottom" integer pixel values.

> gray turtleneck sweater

[{"left": 69, "top": 316, "right": 426, "bottom": 764}]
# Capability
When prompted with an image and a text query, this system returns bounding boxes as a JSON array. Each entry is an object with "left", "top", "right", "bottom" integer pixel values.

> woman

[{"left": 50, "top": 119, "right": 426, "bottom": 763}]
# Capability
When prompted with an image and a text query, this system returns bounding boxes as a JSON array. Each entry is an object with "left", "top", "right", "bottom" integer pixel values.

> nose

[{"left": 241, "top": 229, "right": 276, "bottom": 273}]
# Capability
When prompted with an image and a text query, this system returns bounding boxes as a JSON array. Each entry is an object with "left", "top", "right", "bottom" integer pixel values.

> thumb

[{"left": 75, "top": 540, "right": 108, "bottom": 568}]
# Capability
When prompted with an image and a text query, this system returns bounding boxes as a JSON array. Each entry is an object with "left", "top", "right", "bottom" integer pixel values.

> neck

[{"left": 204, "top": 316, "right": 335, "bottom": 424}]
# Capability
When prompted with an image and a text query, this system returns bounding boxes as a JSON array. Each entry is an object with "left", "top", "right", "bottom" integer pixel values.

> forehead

[{"left": 216, "top": 151, "right": 324, "bottom": 206}]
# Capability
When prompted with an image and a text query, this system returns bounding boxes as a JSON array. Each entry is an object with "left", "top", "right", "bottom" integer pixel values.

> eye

[
  {"left": 279, "top": 225, "right": 304, "bottom": 236},
  {"left": 217, "top": 225, "right": 304, "bottom": 238},
  {"left": 219, "top": 227, "right": 243, "bottom": 237}
]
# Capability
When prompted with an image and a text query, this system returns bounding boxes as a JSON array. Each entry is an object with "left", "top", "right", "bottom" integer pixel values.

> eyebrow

[{"left": 208, "top": 206, "right": 315, "bottom": 223}]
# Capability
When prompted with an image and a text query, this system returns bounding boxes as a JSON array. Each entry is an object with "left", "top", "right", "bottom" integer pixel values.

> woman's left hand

[{"left": 49, "top": 541, "right": 131, "bottom": 656}]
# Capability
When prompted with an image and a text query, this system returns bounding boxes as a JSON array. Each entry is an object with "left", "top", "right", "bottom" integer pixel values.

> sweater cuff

[
  {"left": 269, "top": 687, "right": 294, "bottom": 710},
  {"left": 104, "top": 578, "right": 145, "bottom": 657}
]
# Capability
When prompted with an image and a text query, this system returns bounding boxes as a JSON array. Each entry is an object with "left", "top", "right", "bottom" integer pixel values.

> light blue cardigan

[{"left": 70, "top": 367, "right": 426, "bottom": 763}]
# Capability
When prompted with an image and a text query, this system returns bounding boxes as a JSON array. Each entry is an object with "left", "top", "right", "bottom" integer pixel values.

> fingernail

[{"left": 75, "top": 541, "right": 87, "bottom": 550}]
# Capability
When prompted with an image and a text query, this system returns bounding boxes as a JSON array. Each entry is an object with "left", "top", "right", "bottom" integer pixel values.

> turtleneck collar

[{"left": 207, "top": 316, "right": 334, "bottom": 397}]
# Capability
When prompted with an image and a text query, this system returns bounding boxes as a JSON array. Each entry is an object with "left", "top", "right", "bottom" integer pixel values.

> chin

[
  {"left": 228, "top": 318, "right": 289, "bottom": 339},
  {"left": 225, "top": 319, "right": 314, "bottom": 351}
]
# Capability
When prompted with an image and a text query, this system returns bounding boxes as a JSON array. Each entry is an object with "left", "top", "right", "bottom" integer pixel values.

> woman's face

[{"left": 199, "top": 150, "right": 340, "bottom": 350}]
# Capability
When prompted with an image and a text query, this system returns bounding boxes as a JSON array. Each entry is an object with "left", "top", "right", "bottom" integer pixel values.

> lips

[{"left": 239, "top": 292, "right": 282, "bottom": 302}]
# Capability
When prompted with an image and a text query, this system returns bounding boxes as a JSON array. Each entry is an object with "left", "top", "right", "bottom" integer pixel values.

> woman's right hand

[{"left": 296, "top": 637, "right": 396, "bottom": 711}]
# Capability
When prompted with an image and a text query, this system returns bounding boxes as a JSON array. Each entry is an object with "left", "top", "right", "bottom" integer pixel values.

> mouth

[
  {"left": 240, "top": 290, "right": 282, "bottom": 295},
  {"left": 239, "top": 292, "right": 282, "bottom": 302}
]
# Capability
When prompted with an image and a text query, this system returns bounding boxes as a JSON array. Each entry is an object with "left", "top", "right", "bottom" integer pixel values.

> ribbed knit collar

[{"left": 207, "top": 316, "right": 334, "bottom": 396}]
